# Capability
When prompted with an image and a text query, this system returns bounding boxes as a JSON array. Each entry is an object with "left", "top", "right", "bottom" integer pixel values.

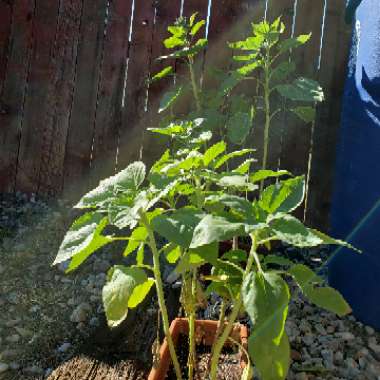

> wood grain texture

[
  {"left": 89, "top": 0, "right": 133, "bottom": 187},
  {"left": 37, "top": 0, "right": 84, "bottom": 195},
  {"left": 15, "top": 0, "right": 60, "bottom": 193},
  {"left": 0, "top": 0, "right": 35, "bottom": 192},
  {"left": 0, "top": 1, "right": 12, "bottom": 97},
  {"left": 116, "top": 0, "right": 156, "bottom": 170},
  {"left": 62, "top": 0, "right": 108, "bottom": 199},
  {"left": 306, "top": 0, "right": 351, "bottom": 229}
]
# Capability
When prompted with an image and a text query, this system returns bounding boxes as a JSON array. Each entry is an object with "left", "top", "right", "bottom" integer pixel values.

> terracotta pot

[{"left": 148, "top": 318, "right": 249, "bottom": 380}]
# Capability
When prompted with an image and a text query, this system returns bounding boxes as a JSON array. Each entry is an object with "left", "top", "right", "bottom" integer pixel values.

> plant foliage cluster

[{"left": 54, "top": 15, "right": 357, "bottom": 380}]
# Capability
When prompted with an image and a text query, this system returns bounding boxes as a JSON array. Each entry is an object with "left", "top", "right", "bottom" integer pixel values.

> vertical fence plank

[
  {"left": 143, "top": 0, "right": 182, "bottom": 168},
  {"left": 0, "top": 2, "right": 12, "bottom": 96},
  {"left": 15, "top": 0, "right": 60, "bottom": 193},
  {"left": 182, "top": 0, "right": 209, "bottom": 18},
  {"left": 62, "top": 0, "right": 108, "bottom": 198},
  {"left": 0, "top": 0, "right": 35, "bottom": 192},
  {"left": 117, "top": 0, "right": 155, "bottom": 170},
  {"left": 278, "top": 0, "right": 325, "bottom": 220},
  {"left": 89, "top": 0, "right": 133, "bottom": 186},
  {"left": 306, "top": 0, "right": 351, "bottom": 229},
  {"left": 37, "top": 0, "right": 84, "bottom": 195}
]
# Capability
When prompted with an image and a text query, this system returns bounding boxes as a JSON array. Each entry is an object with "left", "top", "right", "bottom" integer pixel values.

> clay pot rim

[{"left": 148, "top": 318, "right": 249, "bottom": 380}]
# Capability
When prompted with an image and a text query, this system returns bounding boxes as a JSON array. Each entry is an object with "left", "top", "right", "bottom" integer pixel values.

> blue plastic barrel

[{"left": 329, "top": 0, "right": 380, "bottom": 329}]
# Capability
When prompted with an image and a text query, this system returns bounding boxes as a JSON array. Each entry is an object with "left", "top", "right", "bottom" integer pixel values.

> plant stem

[
  {"left": 141, "top": 213, "right": 183, "bottom": 380},
  {"left": 188, "top": 269, "right": 197, "bottom": 380},
  {"left": 189, "top": 57, "right": 201, "bottom": 112},
  {"left": 209, "top": 234, "right": 258, "bottom": 380},
  {"left": 260, "top": 52, "right": 271, "bottom": 192}
]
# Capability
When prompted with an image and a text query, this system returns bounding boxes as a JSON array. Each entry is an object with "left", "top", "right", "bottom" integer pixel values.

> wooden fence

[{"left": 0, "top": 0, "right": 351, "bottom": 229}]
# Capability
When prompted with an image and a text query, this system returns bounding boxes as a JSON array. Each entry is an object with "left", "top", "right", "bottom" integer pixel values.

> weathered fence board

[
  {"left": 0, "top": 0, "right": 351, "bottom": 228},
  {"left": 63, "top": 0, "right": 108, "bottom": 198},
  {"left": 89, "top": 0, "right": 133, "bottom": 188},
  {"left": 15, "top": 0, "right": 60, "bottom": 193},
  {"left": 0, "top": 0, "right": 35, "bottom": 192}
]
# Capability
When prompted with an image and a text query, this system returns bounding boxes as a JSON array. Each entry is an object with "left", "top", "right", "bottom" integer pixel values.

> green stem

[
  {"left": 210, "top": 234, "right": 259, "bottom": 380},
  {"left": 260, "top": 55, "right": 271, "bottom": 192},
  {"left": 189, "top": 57, "right": 201, "bottom": 112},
  {"left": 188, "top": 269, "right": 197, "bottom": 380},
  {"left": 141, "top": 213, "right": 183, "bottom": 380}
]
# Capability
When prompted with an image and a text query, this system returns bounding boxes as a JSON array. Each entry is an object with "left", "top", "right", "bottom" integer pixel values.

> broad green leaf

[
  {"left": 136, "top": 243, "right": 145, "bottom": 266},
  {"left": 128, "top": 277, "right": 155, "bottom": 308},
  {"left": 102, "top": 266, "right": 147, "bottom": 327},
  {"left": 222, "top": 249, "right": 247, "bottom": 263},
  {"left": 205, "top": 194, "right": 254, "bottom": 220},
  {"left": 53, "top": 212, "right": 111, "bottom": 272},
  {"left": 309, "top": 229, "right": 360, "bottom": 252},
  {"left": 250, "top": 170, "right": 290, "bottom": 183},
  {"left": 152, "top": 207, "right": 205, "bottom": 248},
  {"left": 237, "top": 61, "right": 261, "bottom": 76},
  {"left": 203, "top": 141, "right": 226, "bottom": 166},
  {"left": 76, "top": 162, "right": 146, "bottom": 209},
  {"left": 159, "top": 39, "right": 208, "bottom": 59},
  {"left": 249, "top": 331, "right": 290, "bottom": 380},
  {"left": 159, "top": 86, "right": 183, "bottom": 113},
  {"left": 233, "top": 52, "right": 257, "bottom": 61},
  {"left": 218, "top": 174, "right": 258, "bottom": 191},
  {"left": 168, "top": 25, "right": 186, "bottom": 37},
  {"left": 214, "top": 149, "right": 254, "bottom": 169},
  {"left": 270, "top": 61, "right": 295, "bottom": 82},
  {"left": 189, "top": 12, "right": 198, "bottom": 27},
  {"left": 233, "top": 158, "right": 257, "bottom": 174},
  {"left": 190, "top": 20, "right": 205, "bottom": 36},
  {"left": 263, "top": 255, "right": 293, "bottom": 267},
  {"left": 164, "top": 36, "right": 185, "bottom": 49},
  {"left": 227, "top": 112, "right": 252, "bottom": 145},
  {"left": 289, "top": 264, "right": 351, "bottom": 316},
  {"left": 242, "top": 272, "right": 290, "bottom": 344},
  {"left": 148, "top": 123, "right": 185, "bottom": 136},
  {"left": 123, "top": 226, "right": 148, "bottom": 257},
  {"left": 259, "top": 176, "right": 305, "bottom": 214},
  {"left": 276, "top": 77, "right": 324, "bottom": 102},
  {"left": 291, "top": 106, "right": 316, "bottom": 123},
  {"left": 190, "top": 215, "right": 246, "bottom": 248},
  {"left": 165, "top": 245, "right": 181, "bottom": 264},
  {"left": 151, "top": 66, "right": 173, "bottom": 81},
  {"left": 278, "top": 33, "right": 311, "bottom": 53},
  {"left": 229, "top": 35, "right": 264, "bottom": 51}
]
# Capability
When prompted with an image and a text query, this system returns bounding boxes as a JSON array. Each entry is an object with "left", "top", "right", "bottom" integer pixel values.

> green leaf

[
  {"left": 251, "top": 170, "right": 290, "bottom": 183},
  {"left": 123, "top": 226, "right": 148, "bottom": 257},
  {"left": 151, "top": 66, "right": 174, "bottom": 82},
  {"left": 152, "top": 207, "right": 205, "bottom": 248},
  {"left": 148, "top": 123, "right": 185, "bottom": 136},
  {"left": 190, "top": 20, "right": 205, "bottom": 36},
  {"left": 218, "top": 174, "right": 258, "bottom": 191},
  {"left": 136, "top": 243, "right": 145, "bottom": 266},
  {"left": 190, "top": 215, "right": 246, "bottom": 248},
  {"left": 222, "top": 249, "right": 247, "bottom": 263},
  {"left": 168, "top": 25, "right": 186, "bottom": 37},
  {"left": 259, "top": 176, "right": 305, "bottom": 214},
  {"left": 53, "top": 212, "right": 111, "bottom": 272},
  {"left": 164, "top": 36, "right": 185, "bottom": 49},
  {"left": 242, "top": 272, "right": 290, "bottom": 343},
  {"left": 278, "top": 33, "right": 311, "bottom": 53},
  {"left": 270, "top": 215, "right": 358, "bottom": 252},
  {"left": 205, "top": 194, "right": 253, "bottom": 219},
  {"left": 229, "top": 35, "right": 264, "bottom": 51},
  {"left": 227, "top": 112, "right": 252, "bottom": 145},
  {"left": 102, "top": 266, "right": 148, "bottom": 327},
  {"left": 249, "top": 331, "right": 290, "bottom": 380},
  {"left": 233, "top": 158, "right": 257, "bottom": 174},
  {"left": 76, "top": 162, "right": 146, "bottom": 209},
  {"left": 159, "top": 86, "right": 183, "bottom": 113},
  {"left": 214, "top": 149, "right": 254, "bottom": 169},
  {"left": 203, "top": 141, "right": 226, "bottom": 166},
  {"left": 263, "top": 255, "right": 293, "bottom": 267},
  {"left": 128, "top": 277, "right": 155, "bottom": 308},
  {"left": 159, "top": 39, "right": 208, "bottom": 59},
  {"left": 165, "top": 245, "right": 181, "bottom": 264},
  {"left": 237, "top": 61, "right": 261, "bottom": 76},
  {"left": 291, "top": 106, "right": 316, "bottom": 123},
  {"left": 189, "top": 12, "right": 198, "bottom": 27},
  {"left": 270, "top": 61, "right": 295, "bottom": 82},
  {"left": 289, "top": 264, "right": 351, "bottom": 316},
  {"left": 276, "top": 77, "right": 324, "bottom": 102}
]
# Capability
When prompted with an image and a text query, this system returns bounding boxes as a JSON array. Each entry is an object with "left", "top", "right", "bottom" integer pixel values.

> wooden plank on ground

[
  {"left": 15, "top": 0, "right": 60, "bottom": 193},
  {"left": 89, "top": 0, "right": 133, "bottom": 186},
  {"left": 0, "top": 0, "right": 35, "bottom": 193},
  {"left": 306, "top": 0, "right": 351, "bottom": 229},
  {"left": 62, "top": 0, "right": 108, "bottom": 199},
  {"left": 0, "top": 1, "right": 12, "bottom": 97},
  {"left": 116, "top": 0, "right": 155, "bottom": 170},
  {"left": 37, "top": 0, "right": 84, "bottom": 196}
]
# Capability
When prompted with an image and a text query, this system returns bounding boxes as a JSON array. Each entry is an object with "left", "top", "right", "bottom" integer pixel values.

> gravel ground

[{"left": 0, "top": 193, "right": 380, "bottom": 379}]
